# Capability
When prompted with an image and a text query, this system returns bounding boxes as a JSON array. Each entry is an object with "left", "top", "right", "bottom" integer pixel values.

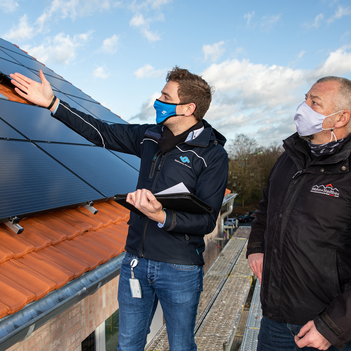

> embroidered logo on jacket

[
  {"left": 180, "top": 156, "right": 190, "bottom": 163},
  {"left": 175, "top": 156, "right": 192, "bottom": 169},
  {"left": 310, "top": 183, "right": 340, "bottom": 198}
]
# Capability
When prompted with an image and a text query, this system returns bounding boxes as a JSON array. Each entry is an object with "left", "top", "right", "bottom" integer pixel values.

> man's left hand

[
  {"left": 294, "top": 320, "right": 331, "bottom": 350},
  {"left": 126, "top": 189, "right": 165, "bottom": 223}
]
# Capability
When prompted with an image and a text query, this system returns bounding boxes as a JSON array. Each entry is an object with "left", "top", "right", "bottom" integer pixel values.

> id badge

[
  {"left": 129, "top": 258, "right": 142, "bottom": 298},
  {"left": 129, "top": 278, "right": 142, "bottom": 298}
]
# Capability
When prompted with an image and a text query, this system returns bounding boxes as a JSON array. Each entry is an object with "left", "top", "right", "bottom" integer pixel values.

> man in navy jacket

[{"left": 11, "top": 67, "right": 228, "bottom": 351}]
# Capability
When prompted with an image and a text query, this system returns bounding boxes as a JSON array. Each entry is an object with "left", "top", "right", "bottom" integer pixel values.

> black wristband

[{"left": 47, "top": 95, "right": 57, "bottom": 110}]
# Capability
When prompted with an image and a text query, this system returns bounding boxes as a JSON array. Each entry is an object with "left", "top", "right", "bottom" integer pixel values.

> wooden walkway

[{"left": 146, "top": 227, "right": 258, "bottom": 351}]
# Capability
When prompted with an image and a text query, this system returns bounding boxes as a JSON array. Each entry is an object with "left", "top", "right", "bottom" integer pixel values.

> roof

[
  {"left": 0, "top": 37, "right": 140, "bottom": 223},
  {"left": 0, "top": 199, "right": 129, "bottom": 319},
  {"left": 0, "top": 37, "right": 137, "bottom": 327}
]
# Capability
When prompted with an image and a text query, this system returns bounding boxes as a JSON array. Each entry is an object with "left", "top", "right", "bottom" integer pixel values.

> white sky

[{"left": 1, "top": 0, "right": 351, "bottom": 147}]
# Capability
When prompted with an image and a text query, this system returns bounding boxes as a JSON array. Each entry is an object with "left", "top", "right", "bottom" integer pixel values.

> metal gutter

[{"left": 0, "top": 252, "right": 125, "bottom": 351}]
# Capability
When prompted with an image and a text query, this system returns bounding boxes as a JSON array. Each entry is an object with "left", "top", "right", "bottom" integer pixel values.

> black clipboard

[{"left": 114, "top": 192, "right": 213, "bottom": 216}]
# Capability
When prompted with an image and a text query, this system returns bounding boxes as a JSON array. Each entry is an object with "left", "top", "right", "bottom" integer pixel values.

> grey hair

[{"left": 316, "top": 76, "right": 351, "bottom": 112}]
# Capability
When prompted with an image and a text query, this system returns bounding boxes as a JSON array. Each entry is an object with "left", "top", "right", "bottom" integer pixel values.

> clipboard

[{"left": 114, "top": 192, "right": 213, "bottom": 216}]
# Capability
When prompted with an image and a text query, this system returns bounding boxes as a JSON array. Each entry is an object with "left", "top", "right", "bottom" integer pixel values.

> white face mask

[{"left": 294, "top": 102, "right": 343, "bottom": 141}]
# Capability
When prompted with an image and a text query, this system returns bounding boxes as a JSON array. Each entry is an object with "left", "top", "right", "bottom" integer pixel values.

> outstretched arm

[{"left": 10, "top": 70, "right": 59, "bottom": 112}]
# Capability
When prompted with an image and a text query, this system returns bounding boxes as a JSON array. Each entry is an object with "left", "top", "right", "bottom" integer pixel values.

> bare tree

[{"left": 227, "top": 135, "right": 283, "bottom": 207}]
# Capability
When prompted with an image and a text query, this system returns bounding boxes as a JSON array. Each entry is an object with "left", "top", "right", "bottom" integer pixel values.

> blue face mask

[{"left": 154, "top": 99, "right": 186, "bottom": 124}]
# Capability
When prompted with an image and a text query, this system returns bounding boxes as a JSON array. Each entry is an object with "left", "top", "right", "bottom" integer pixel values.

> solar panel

[
  {"left": 0, "top": 38, "right": 31, "bottom": 57},
  {"left": 0, "top": 48, "right": 20, "bottom": 63},
  {"left": 0, "top": 47, "right": 64, "bottom": 81},
  {"left": 46, "top": 77, "right": 97, "bottom": 103},
  {"left": 66, "top": 97, "right": 127, "bottom": 124},
  {"left": 110, "top": 150, "right": 141, "bottom": 171},
  {"left": 37, "top": 142, "right": 139, "bottom": 197},
  {"left": 0, "top": 140, "right": 104, "bottom": 221},
  {"left": 0, "top": 99, "right": 93, "bottom": 144},
  {"left": 0, "top": 118, "right": 26, "bottom": 139},
  {"left": 0, "top": 57, "right": 40, "bottom": 81},
  {"left": 0, "top": 52, "right": 98, "bottom": 106},
  {"left": 0, "top": 38, "right": 140, "bottom": 224}
]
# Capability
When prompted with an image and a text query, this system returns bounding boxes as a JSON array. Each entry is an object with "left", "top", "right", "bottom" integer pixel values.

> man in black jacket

[
  {"left": 248, "top": 76, "right": 351, "bottom": 351},
  {"left": 11, "top": 67, "right": 228, "bottom": 351}
]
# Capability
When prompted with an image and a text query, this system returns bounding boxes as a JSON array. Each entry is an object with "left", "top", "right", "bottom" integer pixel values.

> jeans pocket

[
  {"left": 170, "top": 263, "right": 199, "bottom": 271},
  {"left": 122, "top": 252, "right": 137, "bottom": 266}
]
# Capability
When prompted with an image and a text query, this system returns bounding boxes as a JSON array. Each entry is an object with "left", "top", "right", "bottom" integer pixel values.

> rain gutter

[{"left": 0, "top": 252, "right": 125, "bottom": 351}]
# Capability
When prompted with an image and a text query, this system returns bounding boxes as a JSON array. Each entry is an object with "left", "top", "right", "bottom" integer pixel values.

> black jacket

[
  {"left": 53, "top": 101, "right": 228, "bottom": 266},
  {"left": 247, "top": 132, "right": 351, "bottom": 349}
]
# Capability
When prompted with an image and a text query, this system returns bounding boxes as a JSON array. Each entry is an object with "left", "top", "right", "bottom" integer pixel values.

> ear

[
  {"left": 184, "top": 103, "right": 196, "bottom": 117},
  {"left": 334, "top": 110, "right": 351, "bottom": 128}
]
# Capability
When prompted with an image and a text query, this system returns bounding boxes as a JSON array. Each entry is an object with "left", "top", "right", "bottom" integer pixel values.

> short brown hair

[{"left": 166, "top": 66, "right": 212, "bottom": 121}]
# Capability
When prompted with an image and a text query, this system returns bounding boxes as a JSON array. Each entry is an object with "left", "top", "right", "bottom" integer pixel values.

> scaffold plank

[
  {"left": 240, "top": 281, "right": 262, "bottom": 351},
  {"left": 146, "top": 234, "right": 253, "bottom": 351}
]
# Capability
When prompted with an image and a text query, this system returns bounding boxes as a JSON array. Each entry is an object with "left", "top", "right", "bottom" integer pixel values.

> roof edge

[{"left": 0, "top": 252, "right": 125, "bottom": 351}]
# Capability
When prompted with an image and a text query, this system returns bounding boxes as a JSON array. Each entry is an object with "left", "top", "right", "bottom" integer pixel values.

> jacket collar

[
  {"left": 144, "top": 120, "right": 227, "bottom": 148},
  {"left": 284, "top": 132, "right": 351, "bottom": 168}
]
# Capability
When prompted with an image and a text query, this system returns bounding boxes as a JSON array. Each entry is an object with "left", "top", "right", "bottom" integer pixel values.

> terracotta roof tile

[
  {"left": 83, "top": 230, "right": 125, "bottom": 255},
  {"left": 0, "top": 226, "right": 35, "bottom": 258},
  {"left": 0, "top": 245, "right": 14, "bottom": 265},
  {"left": 15, "top": 229, "right": 52, "bottom": 251},
  {"left": 55, "top": 242, "right": 103, "bottom": 270},
  {"left": 0, "top": 302, "right": 9, "bottom": 317},
  {"left": 70, "top": 237, "right": 114, "bottom": 262},
  {"left": 22, "top": 219, "right": 69, "bottom": 245},
  {"left": 0, "top": 276, "right": 33, "bottom": 314},
  {"left": 28, "top": 252, "right": 76, "bottom": 280},
  {"left": 51, "top": 212, "right": 92, "bottom": 236},
  {"left": 35, "top": 247, "right": 87, "bottom": 278},
  {"left": 0, "top": 260, "right": 57, "bottom": 299},
  {"left": 0, "top": 273, "right": 36, "bottom": 303},
  {"left": 77, "top": 206, "right": 114, "bottom": 226},
  {"left": 16, "top": 255, "right": 70, "bottom": 289},
  {"left": 0, "top": 199, "right": 129, "bottom": 319}
]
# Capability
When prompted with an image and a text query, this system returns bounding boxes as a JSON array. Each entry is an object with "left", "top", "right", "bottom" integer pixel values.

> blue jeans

[
  {"left": 117, "top": 252, "right": 203, "bottom": 351},
  {"left": 258, "top": 316, "right": 351, "bottom": 351}
]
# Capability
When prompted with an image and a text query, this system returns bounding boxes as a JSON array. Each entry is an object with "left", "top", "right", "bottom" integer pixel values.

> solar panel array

[{"left": 0, "top": 38, "right": 140, "bottom": 222}]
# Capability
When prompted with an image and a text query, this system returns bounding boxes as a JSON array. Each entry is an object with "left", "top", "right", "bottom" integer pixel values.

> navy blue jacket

[{"left": 53, "top": 101, "right": 228, "bottom": 265}]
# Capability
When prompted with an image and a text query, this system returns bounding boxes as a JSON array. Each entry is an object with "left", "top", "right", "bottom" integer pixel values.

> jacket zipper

[
  {"left": 142, "top": 153, "right": 167, "bottom": 257},
  {"left": 149, "top": 151, "right": 162, "bottom": 178},
  {"left": 267, "top": 169, "right": 307, "bottom": 313}
]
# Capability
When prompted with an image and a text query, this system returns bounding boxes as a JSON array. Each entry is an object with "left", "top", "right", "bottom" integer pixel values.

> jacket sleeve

[
  {"left": 163, "top": 148, "right": 228, "bottom": 236},
  {"left": 246, "top": 187, "right": 267, "bottom": 257},
  {"left": 314, "top": 283, "right": 351, "bottom": 349},
  {"left": 246, "top": 166, "right": 276, "bottom": 258},
  {"left": 52, "top": 100, "right": 147, "bottom": 156}
]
